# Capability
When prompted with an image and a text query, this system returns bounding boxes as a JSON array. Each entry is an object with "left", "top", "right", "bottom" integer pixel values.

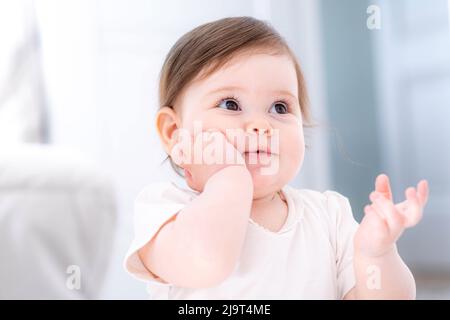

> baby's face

[{"left": 176, "top": 52, "right": 305, "bottom": 198}]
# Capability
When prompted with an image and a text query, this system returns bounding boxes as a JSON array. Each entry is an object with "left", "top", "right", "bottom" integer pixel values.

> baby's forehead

[
  {"left": 207, "top": 52, "right": 294, "bottom": 76},
  {"left": 191, "top": 54, "right": 298, "bottom": 96}
]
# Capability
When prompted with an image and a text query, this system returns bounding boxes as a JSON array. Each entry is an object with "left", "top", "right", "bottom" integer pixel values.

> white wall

[{"left": 373, "top": 0, "right": 450, "bottom": 270}]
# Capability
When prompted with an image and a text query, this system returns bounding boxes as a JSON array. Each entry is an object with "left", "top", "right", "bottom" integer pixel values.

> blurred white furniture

[
  {"left": 0, "top": 0, "right": 45, "bottom": 144},
  {"left": 0, "top": 144, "right": 117, "bottom": 299}
]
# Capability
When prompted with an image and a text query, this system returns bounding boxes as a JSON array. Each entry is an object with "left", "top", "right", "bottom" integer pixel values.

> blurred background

[{"left": 0, "top": 0, "right": 448, "bottom": 299}]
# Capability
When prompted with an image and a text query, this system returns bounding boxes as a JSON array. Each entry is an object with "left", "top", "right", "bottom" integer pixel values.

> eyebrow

[{"left": 205, "top": 86, "right": 297, "bottom": 99}]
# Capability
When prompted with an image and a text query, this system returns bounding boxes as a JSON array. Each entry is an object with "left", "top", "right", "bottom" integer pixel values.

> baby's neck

[
  {"left": 250, "top": 190, "right": 288, "bottom": 232},
  {"left": 252, "top": 190, "right": 283, "bottom": 206},
  {"left": 253, "top": 191, "right": 278, "bottom": 206}
]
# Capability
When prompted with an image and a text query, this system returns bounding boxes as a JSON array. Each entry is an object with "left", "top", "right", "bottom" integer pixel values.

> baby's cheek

[
  {"left": 281, "top": 131, "right": 305, "bottom": 171},
  {"left": 182, "top": 114, "right": 229, "bottom": 133}
]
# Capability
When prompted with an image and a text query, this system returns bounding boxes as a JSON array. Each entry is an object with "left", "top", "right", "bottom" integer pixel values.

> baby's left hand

[{"left": 354, "top": 174, "right": 429, "bottom": 258}]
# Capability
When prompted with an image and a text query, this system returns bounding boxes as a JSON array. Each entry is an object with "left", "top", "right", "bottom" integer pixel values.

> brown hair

[{"left": 157, "top": 16, "right": 313, "bottom": 174}]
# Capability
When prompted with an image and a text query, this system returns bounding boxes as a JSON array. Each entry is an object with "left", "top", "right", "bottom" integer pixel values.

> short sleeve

[
  {"left": 324, "top": 191, "right": 359, "bottom": 299},
  {"left": 123, "top": 181, "right": 196, "bottom": 283}
]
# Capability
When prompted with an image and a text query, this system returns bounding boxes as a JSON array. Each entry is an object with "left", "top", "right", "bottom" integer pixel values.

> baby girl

[{"left": 123, "top": 16, "right": 429, "bottom": 299}]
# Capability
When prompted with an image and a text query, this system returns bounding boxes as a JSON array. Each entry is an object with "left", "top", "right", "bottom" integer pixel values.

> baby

[{"left": 124, "top": 16, "right": 429, "bottom": 299}]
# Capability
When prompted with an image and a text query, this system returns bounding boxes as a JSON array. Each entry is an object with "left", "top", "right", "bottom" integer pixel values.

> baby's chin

[
  {"left": 245, "top": 155, "right": 299, "bottom": 199},
  {"left": 246, "top": 165, "right": 285, "bottom": 199}
]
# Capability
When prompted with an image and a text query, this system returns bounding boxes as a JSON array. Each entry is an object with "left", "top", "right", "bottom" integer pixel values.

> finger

[
  {"left": 375, "top": 174, "right": 393, "bottom": 201},
  {"left": 369, "top": 191, "right": 389, "bottom": 218},
  {"left": 403, "top": 187, "right": 423, "bottom": 227},
  {"left": 372, "top": 194, "right": 405, "bottom": 235},
  {"left": 208, "top": 131, "right": 241, "bottom": 166},
  {"left": 201, "top": 130, "right": 216, "bottom": 143},
  {"left": 369, "top": 190, "right": 380, "bottom": 202},
  {"left": 416, "top": 180, "right": 429, "bottom": 207},
  {"left": 219, "top": 132, "right": 245, "bottom": 166}
]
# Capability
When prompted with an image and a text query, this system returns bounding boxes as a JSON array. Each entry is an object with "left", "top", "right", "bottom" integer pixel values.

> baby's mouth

[
  {"left": 243, "top": 150, "right": 274, "bottom": 165},
  {"left": 245, "top": 150, "right": 269, "bottom": 154},
  {"left": 243, "top": 146, "right": 273, "bottom": 155},
  {"left": 244, "top": 150, "right": 272, "bottom": 156}
]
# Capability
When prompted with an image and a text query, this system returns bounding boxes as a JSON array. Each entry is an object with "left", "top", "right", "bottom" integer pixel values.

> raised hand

[{"left": 354, "top": 174, "right": 429, "bottom": 258}]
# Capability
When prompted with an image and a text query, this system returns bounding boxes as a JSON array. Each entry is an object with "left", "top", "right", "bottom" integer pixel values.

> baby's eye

[
  {"left": 269, "top": 102, "right": 289, "bottom": 114},
  {"left": 216, "top": 98, "right": 241, "bottom": 111}
]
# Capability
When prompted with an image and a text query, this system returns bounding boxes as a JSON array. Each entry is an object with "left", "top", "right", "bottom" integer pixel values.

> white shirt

[{"left": 123, "top": 181, "right": 359, "bottom": 299}]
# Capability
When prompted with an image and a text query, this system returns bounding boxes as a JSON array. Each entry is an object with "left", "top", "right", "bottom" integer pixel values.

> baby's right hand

[{"left": 171, "top": 129, "right": 247, "bottom": 192}]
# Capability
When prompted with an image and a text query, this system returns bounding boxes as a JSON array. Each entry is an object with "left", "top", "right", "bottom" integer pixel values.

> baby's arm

[
  {"left": 347, "top": 245, "right": 415, "bottom": 299},
  {"left": 345, "top": 174, "right": 429, "bottom": 299},
  {"left": 139, "top": 130, "right": 253, "bottom": 288}
]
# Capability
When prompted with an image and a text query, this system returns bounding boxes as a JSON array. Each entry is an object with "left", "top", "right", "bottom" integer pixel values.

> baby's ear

[{"left": 155, "top": 106, "right": 181, "bottom": 154}]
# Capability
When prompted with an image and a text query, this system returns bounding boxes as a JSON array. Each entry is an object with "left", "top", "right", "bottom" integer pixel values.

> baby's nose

[{"left": 245, "top": 119, "right": 273, "bottom": 136}]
